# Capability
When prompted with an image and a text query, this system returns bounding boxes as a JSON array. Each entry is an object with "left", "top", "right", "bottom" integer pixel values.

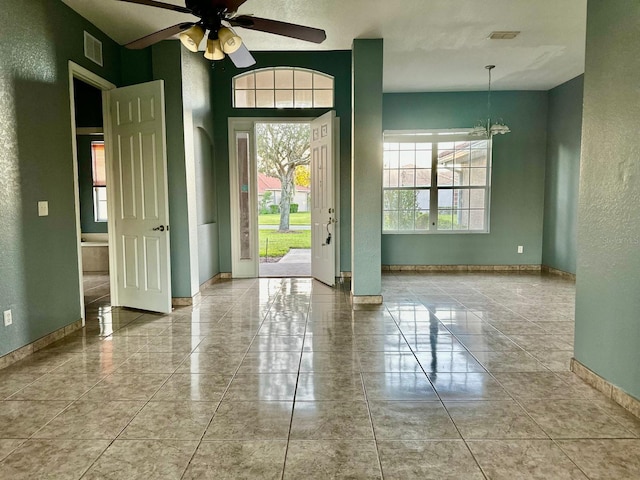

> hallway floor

[
  {"left": 0, "top": 272, "right": 639, "bottom": 479},
  {"left": 82, "top": 271, "right": 110, "bottom": 307}
]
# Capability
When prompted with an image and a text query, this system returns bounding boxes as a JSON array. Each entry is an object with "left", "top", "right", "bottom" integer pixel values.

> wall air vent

[
  {"left": 488, "top": 31, "right": 520, "bottom": 40},
  {"left": 84, "top": 31, "right": 103, "bottom": 66}
]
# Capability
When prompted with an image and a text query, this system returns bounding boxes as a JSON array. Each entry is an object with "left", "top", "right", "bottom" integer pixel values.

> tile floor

[{"left": 0, "top": 272, "right": 639, "bottom": 479}]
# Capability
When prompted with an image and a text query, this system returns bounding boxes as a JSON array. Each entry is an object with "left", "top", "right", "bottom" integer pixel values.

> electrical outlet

[
  {"left": 517, "top": 245, "right": 524, "bottom": 254},
  {"left": 3, "top": 310, "right": 12, "bottom": 327}
]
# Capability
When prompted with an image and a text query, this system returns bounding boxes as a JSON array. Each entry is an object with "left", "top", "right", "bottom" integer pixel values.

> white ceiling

[{"left": 62, "top": 0, "right": 587, "bottom": 92}]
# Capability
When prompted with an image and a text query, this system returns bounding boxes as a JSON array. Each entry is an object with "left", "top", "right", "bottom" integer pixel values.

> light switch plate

[{"left": 38, "top": 201, "right": 48, "bottom": 216}]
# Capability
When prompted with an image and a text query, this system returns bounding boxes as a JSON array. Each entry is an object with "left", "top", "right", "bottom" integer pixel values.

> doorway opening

[
  {"left": 69, "top": 64, "right": 115, "bottom": 321},
  {"left": 70, "top": 64, "right": 172, "bottom": 315},
  {"left": 229, "top": 112, "right": 338, "bottom": 285},
  {"left": 256, "top": 122, "right": 312, "bottom": 277}
]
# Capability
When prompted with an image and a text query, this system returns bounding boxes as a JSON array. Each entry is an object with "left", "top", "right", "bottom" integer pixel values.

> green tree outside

[{"left": 256, "top": 123, "right": 310, "bottom": 231}]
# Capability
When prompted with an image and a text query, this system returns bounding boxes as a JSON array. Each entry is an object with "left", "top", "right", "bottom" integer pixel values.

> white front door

[
  {"left": 310, "top": 111, "right": 336, "bottom": 286},
  {"left": 107, "top": 80, "right": 172, "bottom": 313}
]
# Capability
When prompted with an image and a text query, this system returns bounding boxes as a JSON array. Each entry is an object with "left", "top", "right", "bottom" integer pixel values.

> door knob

[{"left": 152, "top": 225, "right": 165, "bottom": 232}]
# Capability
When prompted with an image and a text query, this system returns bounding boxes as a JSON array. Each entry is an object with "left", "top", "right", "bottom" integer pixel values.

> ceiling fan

[{"left": 116, "top": 0, "right": 327, "bottom": 68}]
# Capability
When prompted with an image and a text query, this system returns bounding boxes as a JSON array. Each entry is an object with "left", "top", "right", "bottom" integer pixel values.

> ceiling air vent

[
  {"left": 488, "top": 31, "right": 520, "bottom": 40},
  {"left": 84, "top": 31, "right": 103, "bottom": 66}
]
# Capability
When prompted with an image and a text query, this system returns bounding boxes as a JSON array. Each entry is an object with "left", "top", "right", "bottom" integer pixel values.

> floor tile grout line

[
  {"left": 76, "top": 277, "right": 251, "bottom": 479},
  {"left": 551, "top": 438, "right": 605, "bottom": 480},
  {"left": 387, "top": 299, "right": 556, "bottom": 480},
  {"left": 76, "top": 439, "right": 115, "bottom": 480},
  {"left": 279, "top": 286, "right": 312, "bottom": 480},
  {"left": 6, "top": 272, "right": 636, "bottom": 478},
  {"left": 0, "top": 439, "right": 27, "bottom": 465},
  {"left": 75, "top": 349, "right": 191, "bottom": 477},
  {"left": 26, "top": 384, "right": 152, "bottom": 478},
  {"left": 445, "top": 287, "right": 640, "bottom": 443},
  {"left": 382, "top": 301, "right": 487, "bottom": 478},
  {"left": 437, "top": 291, "right": 592, "bottom": 460},
  {"left": 505, "top": 386, "right": 640, "bottom": 442},
  {"left": 392, "top": 310, "right": 489, "bottom": 480},
  {"left": 361, "top": 364, "right": 389, "bottom": 480},
  {"left": 179, "top": 277, "right": 281, "bottom": 480}
]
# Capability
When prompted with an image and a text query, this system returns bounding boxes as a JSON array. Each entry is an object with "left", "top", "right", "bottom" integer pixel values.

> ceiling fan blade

[
  {"left": 230, "top": 16, "right": 326, "bottom": 44},
  {"left": 125, "top": 22, "right": 195, "bottom": 49},
  {"left": 115, "top": 0, "right": 192, "bottom": 14},
  {"left": 210, "top": 0, "right": 249, "bottom": 13},
  {"left": 227, "top": 43, "right": 256, "bottom": 68}
]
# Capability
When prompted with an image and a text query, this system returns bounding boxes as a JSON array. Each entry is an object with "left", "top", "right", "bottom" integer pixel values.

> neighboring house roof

[{"left": 257, "top": 173, "right": 310, "bottom": 194}]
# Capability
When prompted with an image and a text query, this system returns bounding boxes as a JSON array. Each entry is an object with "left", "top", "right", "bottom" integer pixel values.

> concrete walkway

[
  {"left": 258, "top": 225, "right": 311, "bottom": 230},
  {"left": 260, "top": 248, "right": 311, "bottom": 277}
]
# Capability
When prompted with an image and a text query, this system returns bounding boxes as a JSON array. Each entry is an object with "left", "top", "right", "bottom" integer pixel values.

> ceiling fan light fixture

[
  {"left": 118, "top": 0, "right": 325, "bottom": 69},
  {"left": 204, "top": 38, "right": 225, "bottom": 61},
  {"left": 179, "top": 25, "right": 205, "bottom": 52},
  {"left": 218, "top": 27, "right": 242, "bottom": 54}
]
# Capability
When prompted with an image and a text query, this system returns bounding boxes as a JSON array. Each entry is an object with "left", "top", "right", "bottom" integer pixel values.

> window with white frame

[
  {"left": 233, "top": 67, "right": 334, "bottom": 108},
  {"left": 91, "top": 141, "right": 108, "bottom": 222},
  {"left": 383, "top": 131, "right": 491, "bottom": 233}
]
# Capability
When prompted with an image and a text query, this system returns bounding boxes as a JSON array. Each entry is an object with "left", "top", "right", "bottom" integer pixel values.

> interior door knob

[{"left": 153, "top": 225, "right": 165, "bottom": 232}]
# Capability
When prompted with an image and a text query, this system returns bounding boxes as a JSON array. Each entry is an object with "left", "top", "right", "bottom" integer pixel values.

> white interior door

[
  {"left": 107, "top": 80, "right": 172, "bottom": 313},
  {"left": 311, "top": 111, "right": 336, "bottom": 286}
]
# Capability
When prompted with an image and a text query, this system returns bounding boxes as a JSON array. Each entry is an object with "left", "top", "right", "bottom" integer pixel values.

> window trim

[
  {"left": 382, "top": 129, "right": 492, "bottom": 235},
  {"left": 90, "top": 141, "right": 108, "bottom": 223}
]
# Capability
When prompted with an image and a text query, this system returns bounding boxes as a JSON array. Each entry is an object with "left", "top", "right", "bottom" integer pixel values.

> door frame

[
  {"left": 68, "top": 61, "right": 117, "bottom": 322},
  {"left": 228, "top": 116, "right": 340, "bottom": 279}
]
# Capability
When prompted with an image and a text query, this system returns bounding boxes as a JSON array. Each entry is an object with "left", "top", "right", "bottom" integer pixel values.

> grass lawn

[
  {"left": 258, "top": 212, "right": 310, "bottom": 225},
  {"left": 259, "top": 230, "right": 311, "bottom": 258}
]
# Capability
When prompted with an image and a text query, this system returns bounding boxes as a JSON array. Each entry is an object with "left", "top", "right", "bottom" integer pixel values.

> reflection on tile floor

[{"left": 1, "top": 271, "right": 639, "bottom": 479}]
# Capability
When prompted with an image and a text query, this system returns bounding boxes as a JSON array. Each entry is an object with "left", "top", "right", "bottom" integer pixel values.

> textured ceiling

[{"left": 61, "top": 0, "right": 587, "bottom": 92}]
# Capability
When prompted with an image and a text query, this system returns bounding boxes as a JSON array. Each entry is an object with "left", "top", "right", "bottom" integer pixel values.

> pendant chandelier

[{"left": 470, "top": 65, "right": 511, "bottom": 138}]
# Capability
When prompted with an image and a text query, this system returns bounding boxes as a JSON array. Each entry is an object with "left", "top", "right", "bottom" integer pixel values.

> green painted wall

[
  {"left": 0, "top": 0, "right": 121, "bottom": 357},
  {"left": 542, "top": 75, "right": 583, "bottom": 274},
  {"left": 210, "top": 51, "right": 352, "bottom": 273},
  {"left": 351, "top": 39, "right": 383, "bottom": 296},
  {"left": 151, "top": 42, "right": 195, "bottom": 298},
  {"left": 381, "top": 91, "right": 548, "bottom": 266},
  {"left": 120, "top": 49, "right": 153, "bottom": 87},
  {"left": 575, "top": 0, "right": 640, "bottom": 400},
  {"left": 150, "top": 42, "right": 218, "bottom": 295},
  {"left": 181, "top": 51, "right": 218, "bottom": 287}
]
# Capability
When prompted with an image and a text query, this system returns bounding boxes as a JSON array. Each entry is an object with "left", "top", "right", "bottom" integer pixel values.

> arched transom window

[{"left": 233, "top": 67, "right": 334, "bottom": 109}]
